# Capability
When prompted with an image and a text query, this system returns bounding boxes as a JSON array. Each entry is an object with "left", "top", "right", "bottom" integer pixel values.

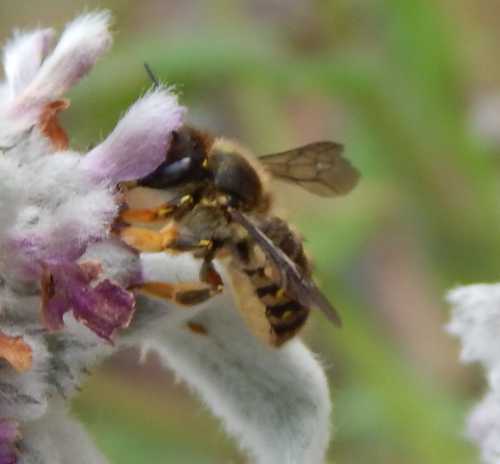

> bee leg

[
  {"left": 200, "top": 242, "right": 224, "bottom": 291},
  {"left": 137, "top": 281, "right": 220, "bottom": 306},
  {"left": 200, "top": 256, "right": 224, "bottom": 291},
  {"left": 121, "top": 225, "right": 223, "bottom": 305},
  {"left": 120, "top": 222, "right": 215, "bottom": 254},
  {"left": 120, "top": 193, "right": 195, "bottom": 224},
  {"left": 169, "top": 235, "right": 225, "bottom": 294},
  {"left": 166, "top": 235, "right": 225, "bottom": 292},
  {"left": 119, "top": 223, "right": 180, "bottom": 252},
  {"left": 121, "top": 226, "right": 222, "bottom": 305},
  {"left": 186, "top": 322, "right": 208, "bottom": 335}
]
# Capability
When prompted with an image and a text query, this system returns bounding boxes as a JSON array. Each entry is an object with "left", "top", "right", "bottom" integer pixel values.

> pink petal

[
  {"left": 41, "top": 261, "right": 134, "bottom": 341},
  {"left": 81, "top": 89, "right": 185, "bottom": 184},
  {"left": 21, "top": 12, "right": 111, "bottom": 104},
  {"left": 0, "top": 445, "right": 17, "bottom": 464},
  {"left": 83, "top": 279, "right": 135, "bottom": 340},
  {"left": 3, "top": 28, "right": 55, "bottom": 98},
  {"left": 0, "top": 420, "right": 18, "bottom": 445},
  {"left": 0, "top": 419, "right": 19, "bottom": 464}
]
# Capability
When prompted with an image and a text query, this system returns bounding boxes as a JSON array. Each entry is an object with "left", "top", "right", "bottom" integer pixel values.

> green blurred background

[{"left": 3, "top": 0, "right": 500, "bottom": 462}]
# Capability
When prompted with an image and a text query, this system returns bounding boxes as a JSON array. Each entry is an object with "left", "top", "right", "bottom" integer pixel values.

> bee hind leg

[
  {"left": 136, "top": 281, "right": 219, "bottom": 306},
  {"left": 121, "top": 225, "right": 223, "bottom": 305},
  {"left": 200, "top": 255, "right": 224, "bottom": 291},
  {"left": 120, "top": 223, "right": 224, "bottom": 304},
  {"left": 171, "top": 237, "right": 225, "bottom": 293}
]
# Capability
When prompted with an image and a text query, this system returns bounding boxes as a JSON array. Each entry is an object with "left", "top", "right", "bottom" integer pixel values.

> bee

[{"left": 119, "top": 122, "right": 359, "bottom": 346}]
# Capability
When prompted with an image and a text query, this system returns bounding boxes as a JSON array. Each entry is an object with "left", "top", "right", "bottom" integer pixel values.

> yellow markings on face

[
  {"left": 198, "top": 239, "right": 213, "bottom": 250},
  {"left": 180, "top": 194, "right": 194, "bottom": 206},
  {"left": 201, "top": 197, "right": 218, "bottom": 207},
  {"left": 202, "top": 158, "right": 209, "bottom": 168},
  {"left": 217, "top": 195, "right": 230, "bottom": 206}
]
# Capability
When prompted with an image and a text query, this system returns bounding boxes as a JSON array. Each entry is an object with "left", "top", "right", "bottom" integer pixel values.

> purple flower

[
  {"left": 0, "top": 419, "right": 19, "bottom": 464},
  {"left": 5, "top": 12, "right": 112, "bottom": 123},
  {"left": 3, "top": 28, "right": 54, "bottom": 98},
  {"left": 0, "top": 13, "right": 335, "bottom": 464},
  {"left": 81, "top": 89, "right": 185, "bottom": 184},
  {"left": 0, "top": 11, "right": 185, "bottom": 341},
  {"left": 41, "top": 261, "right": 134, "bottom": 342}
]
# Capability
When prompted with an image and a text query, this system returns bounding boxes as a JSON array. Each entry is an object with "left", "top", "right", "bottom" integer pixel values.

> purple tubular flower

[
  {"left": 4, "top": 87, "right": 185, "bottom": 340},
  {"left": 0, "top": 420, "right": 18, "bottom": 444},
  {"left": 0, "top": 419, "right": 19, "bottom": 464},
  {"left": 81, "top": 88, "right": 185, "bottom": 184},
  {"left": 0, "top": 11, "right": 185, "bottom": 342},
  {"left": 42, "top": 261, "right": 134, "bottom": 342},
  {"left": 33, "top": 89, "right": 184, "bottom": 339},
  {"left": 0, "top": 445, "right": 17, "bottom": 464},
  {"left": 12, "top": 12, "right": 112, "bottom": 113},
  {"left": 3, "top": 28, "right": 55, "bottom": 98},
  {"left": 9, "top": 232, "right": 87, "bottom": 281}
]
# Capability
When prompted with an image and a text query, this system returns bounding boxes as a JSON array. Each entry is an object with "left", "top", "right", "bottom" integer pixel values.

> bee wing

[
  {"left": 260, "top": 141, "right": 360, "bottom": 197},
  {"left": 228, "top": 208, "right": 342, "bottom": 327}
]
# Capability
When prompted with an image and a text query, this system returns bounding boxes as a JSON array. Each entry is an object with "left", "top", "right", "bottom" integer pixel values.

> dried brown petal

[
  {"left": 0, "top": 332, "right": 32, "bottom": 373},
  {"left": 38, "top": 99, "right": 70, "bottom": 150}
]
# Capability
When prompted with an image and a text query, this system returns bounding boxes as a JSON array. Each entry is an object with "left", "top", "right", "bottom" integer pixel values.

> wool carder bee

[{"left": 119, "top": 117, "right": 359, "bottom": 345}]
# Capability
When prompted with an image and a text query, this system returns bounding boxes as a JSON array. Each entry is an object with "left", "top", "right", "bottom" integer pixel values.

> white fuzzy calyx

[
  {"left": 0, "top": 11, "right": 333, "bottom": 464},
  {"left": 447, "top": 284, "right": 500, "bottom": 464}
]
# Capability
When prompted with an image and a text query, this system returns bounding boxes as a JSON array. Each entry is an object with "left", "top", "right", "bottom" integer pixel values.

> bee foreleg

[
  {"left": 120, "top": 193, "right": 195, "bottom": 224},
  {"left": 119, "top": 223, "right": 213, "bottom": 254},
  {"left": 119, "top": 224, "right": 180, "bottom": 252}
]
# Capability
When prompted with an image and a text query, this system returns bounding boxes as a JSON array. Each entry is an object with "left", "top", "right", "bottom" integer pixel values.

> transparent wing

[
  {"left": 260, "top": 141, "right": 360, "bottom": 196},
  {"left": 228, "top": 208, "right": 342, "bottom": 327}
]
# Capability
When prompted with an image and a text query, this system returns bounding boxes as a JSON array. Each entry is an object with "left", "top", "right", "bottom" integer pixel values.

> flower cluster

[
  {"left": 0, "top": 11, "right": 183, "bottom": 463},
  {"left": 0, "top": 11, "right": 332, "bottom": 464},
  {"left": 447, "top": 285, "right": 500, "bottom": 464}
]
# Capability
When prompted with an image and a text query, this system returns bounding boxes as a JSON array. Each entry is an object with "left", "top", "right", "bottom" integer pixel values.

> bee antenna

[{"left": 144, "top": 62, "right": 160, "bottom": 88}]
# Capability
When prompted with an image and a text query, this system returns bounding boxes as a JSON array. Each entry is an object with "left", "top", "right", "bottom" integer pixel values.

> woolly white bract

[
  {"left": 0, "top": 11, "right": 333, "bottom": 464},
  {"left": 447, "top": 285, "right": 500, "bottom": 464}
]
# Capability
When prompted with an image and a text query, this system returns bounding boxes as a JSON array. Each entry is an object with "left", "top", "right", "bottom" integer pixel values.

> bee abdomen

[
  {"left": 265, "top": 299, "right": 309, "bottom": 339},
  {"left": 256, "top": 284, "right": 280, "bottom": 297},
  {"left": 243, "top": 268, "right": 309, "bottom": 345}
]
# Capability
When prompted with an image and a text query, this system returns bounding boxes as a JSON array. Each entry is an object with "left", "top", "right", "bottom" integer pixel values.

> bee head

[{"left": 137, "top": 127, "right": 212, "bottom": 189}]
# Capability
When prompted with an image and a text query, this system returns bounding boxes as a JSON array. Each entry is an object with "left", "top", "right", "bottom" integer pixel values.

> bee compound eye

[
  {"left": 138, "top": 157, "right": 193, "bottom": 188},
  {"left": 227, "top": 195, "right": 241, "bottom": 208}
]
